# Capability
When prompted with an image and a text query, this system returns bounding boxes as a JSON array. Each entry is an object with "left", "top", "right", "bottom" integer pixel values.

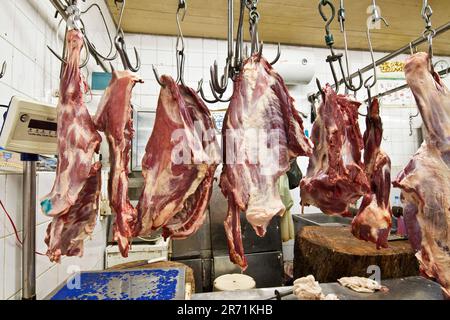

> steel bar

[
  {"left": 365, "top": 65, "right": 450, "bottom": 103},
  {"left": 312, "top": 21, "right": 450, "bottom": 99},
  {"left": 22, "top": 161, "right": 37, "bottom": 300}
]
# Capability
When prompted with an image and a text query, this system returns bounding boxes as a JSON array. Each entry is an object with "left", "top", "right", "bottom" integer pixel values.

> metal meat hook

[
  {"left": 0, "top": 61, "right": 6, "bottom": 79},
  {"left": 153, "top": 0, "right": 187, "bottom": 87},
  {"left": 197, "top": 79, "right": 231, "bottom": 104},
  {"left": 246, "top": 0, "right": 281, "bottom": 65},
  {"left": 112, "top": 0, "right": 141, "bottom": 71},
  {"left": 337, "top": 0, "right": 363, "bottom": 93},
  {"left": 47, "top": 1, "right": 89, "bottom": 69},
  {"left": 365, "top": 4, "right": 389, "bottom": 105},
  {"left": 318, "top": 0, "right": 343, "bottom": 93},
  {"left": 200, "top": 0, "right": 240, "bottom": 103},
  {"left": 80, "top": 3, "right": 117, "bottom": 62},
  {"left": 409, "top": 109, "right": 420, "bottom": 136},
  {"left": 115, "top": 32, "right": 141, "bottom": 72}
]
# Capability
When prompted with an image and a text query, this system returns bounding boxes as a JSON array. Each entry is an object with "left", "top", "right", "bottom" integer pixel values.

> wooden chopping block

[
  {"left": 293, "top": 226, "right": 419, "bottom": 283},
  {"left": 108, "top": 260, "right": 196, "bottom": 297}
]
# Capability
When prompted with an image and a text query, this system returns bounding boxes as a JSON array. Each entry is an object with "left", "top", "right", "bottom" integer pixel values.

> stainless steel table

[{"left": 192, "top": 276, "right": 444, "bottom": 300}]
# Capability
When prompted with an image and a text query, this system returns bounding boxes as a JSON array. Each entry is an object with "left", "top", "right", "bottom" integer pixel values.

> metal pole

[
  {"left": 21, "top": 155, "right": 38, "bottom": 300},
  {"left": 227, "top": 0, "right": 234, "bottom": 60},
  {"left": 366, "top": 65, "right": 450, "bottom": 102},
  {"left": 312, "top": 21, "right": 450, "bottom": 99}
]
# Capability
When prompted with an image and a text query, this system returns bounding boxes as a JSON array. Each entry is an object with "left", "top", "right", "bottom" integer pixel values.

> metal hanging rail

[
  {"left": 364, "top": 65, "right": 450, "bottom": 103},
  {"left": 311, "top": 21, "right": 450, "bottom": 100}
]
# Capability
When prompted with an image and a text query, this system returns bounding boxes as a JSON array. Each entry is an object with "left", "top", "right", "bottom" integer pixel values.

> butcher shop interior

[{"left": 0, "top": 0, "right": 449, "bottom": 303}]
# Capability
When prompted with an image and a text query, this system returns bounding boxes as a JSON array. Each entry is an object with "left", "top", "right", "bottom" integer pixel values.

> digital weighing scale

[
  {"left": 0, "top": 96, "right": 58, "bottom": 300},
  {"left": 0, "top": 96, "right": 58, "bottom": 156}
]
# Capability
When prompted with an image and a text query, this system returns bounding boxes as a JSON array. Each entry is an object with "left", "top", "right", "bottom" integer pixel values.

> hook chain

[{"left": 421, "top": 0, "right": 435, "bottom": 69}]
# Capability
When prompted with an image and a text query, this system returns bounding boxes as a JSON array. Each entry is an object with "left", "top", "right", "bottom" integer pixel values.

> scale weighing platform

[{"left": 46, "top": 268, "right": 186, "bottom": 300}]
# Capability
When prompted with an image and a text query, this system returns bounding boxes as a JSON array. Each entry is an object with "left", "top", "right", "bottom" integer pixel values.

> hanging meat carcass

[
  {"left": 136, "top": 75, "right": 221, "bottom": 242},
  {"left": 220, "top": 54, "right": 313, "bottom": 269},
  {"left": 300, "top": 85, "right": 370, "bottom": 217},
  {"left": 393, "top": 52, "right": 450, "bottom": 299},
  {"left": 93, "top": 70, "right": 142, "bottom": 257},
  {"left": 41, "top": 30, "right": 102, "bottom": 262},
  {"left": 352, "top": 98, "right": 392, "bottom": 249},
  {"left": 45, "top": 163, "right": 102, "bottom": 262}
]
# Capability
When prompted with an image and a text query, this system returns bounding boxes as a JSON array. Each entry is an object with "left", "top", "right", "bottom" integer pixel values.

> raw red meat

[
  {"left": 300, "top": 84, "right": 370, "bottom": 217},
  {"left": 41, "top": 30, "right": 102, "bottom": 261},
  {"left": 94, "top": 70, "right": 142, "bottom": 257},
  {"left": 393, "top": 52, "right": 450, "bottom": 299},
  {"left": 352, "top": 98, "right": 392, "bottom": 249},
  {"left": 220, "top": 54, "right": 313, "bottom": 269},
  {"left": 45, "top": 162, "right": 102, "bottom": 262},
  {"left": 41, "top": 30, "right": 102, "bottom": 217},
  {"left": 136, "top": 75, "right": 220, "bottom": 241}
]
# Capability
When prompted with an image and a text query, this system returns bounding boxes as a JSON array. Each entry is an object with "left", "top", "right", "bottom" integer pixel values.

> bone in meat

[
  {"left": 300, "top": 84, "right": 370, "bottom": 216},
  {"left": 220, "top": 54, "right": 313, "bottom": 269},
  {"left": 352, "top": 98, "right": 392, "bottom": 249},
  {"left": 94, "top": 70, "right": 142, "bottom": 257},
  {"left": 136, "top": 75, "right": 220, "bottom": 241},
  {"left": 40, "top": 30, "right": 102, "bottom": 262},
  {"left": 45, "top": 162, "right": 101, "bottom": 262}
]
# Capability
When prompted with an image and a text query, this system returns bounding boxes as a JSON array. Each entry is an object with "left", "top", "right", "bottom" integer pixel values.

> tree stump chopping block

[{"left": 293, "top": 226, "right": 419, "bottom": 283}]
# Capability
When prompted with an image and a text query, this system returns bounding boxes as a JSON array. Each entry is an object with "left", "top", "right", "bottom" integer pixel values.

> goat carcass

[
  {"left": 220, "top": 54, "right": 313, "bottom": 269},
  {"left": 41, "top": 30, "right": 102, "bottom": 262},
  {"left": 393, "top": 52, "right": 450, "bottom": 299}
]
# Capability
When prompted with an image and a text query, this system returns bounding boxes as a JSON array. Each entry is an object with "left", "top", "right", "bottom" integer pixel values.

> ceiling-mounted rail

[{"left": 310, "top": 21, "right": 450, "bottom": 100}]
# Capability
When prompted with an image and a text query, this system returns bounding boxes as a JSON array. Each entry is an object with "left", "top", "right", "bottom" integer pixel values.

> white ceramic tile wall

[{"left": 0, "top": 0, "right": 114, "bottom": 300}]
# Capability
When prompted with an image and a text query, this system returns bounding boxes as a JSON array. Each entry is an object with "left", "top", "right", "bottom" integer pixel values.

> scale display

[
  {"left": 29, "top": 119, "right": 57, "bottom": 132},
  {"left": 0, "top": 96, "right": 58, "bottom": 155}
]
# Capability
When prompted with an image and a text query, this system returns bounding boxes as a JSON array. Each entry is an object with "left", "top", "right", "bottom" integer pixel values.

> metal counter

[{"left": 192, "top": 276, "right": 444, "bottom": 300}]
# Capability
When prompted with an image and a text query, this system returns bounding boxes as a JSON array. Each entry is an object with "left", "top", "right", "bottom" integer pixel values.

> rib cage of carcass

[{"left": 300, "top": 85, "right": 370, "bottom": 217}]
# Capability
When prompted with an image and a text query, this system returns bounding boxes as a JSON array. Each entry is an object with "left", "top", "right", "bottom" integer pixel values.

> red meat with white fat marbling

[
  {"left": 300, "top": 85, "right": 370, "bottom": 217},
  {"left": 40, "top": 29, "right": 102, "bottom": 217},
  {"left": 136, "top": 75, "right": 220, "bottom": 241},
  {"left": 41, "top": 30, "right": 102, "bottom": 262},
  {"left": 45, "top": 162, "right": 101, "bottom": 262},
  {"left": 220, "top": 54, "right": 313, "bottom": 269},
  {"left": 352, "top": 98, "right": 392, "bottom": 249},
  {"left": 393, "top": 52, "right": 450, "bottom": 299},
  {"left": 94, "top": 70, "right": 142, "bottom": 257}
]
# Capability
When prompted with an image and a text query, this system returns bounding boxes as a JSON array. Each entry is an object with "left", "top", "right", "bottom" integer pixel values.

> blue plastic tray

[{"left": 47, "top": 267, "right": 186, "bottom": 300}]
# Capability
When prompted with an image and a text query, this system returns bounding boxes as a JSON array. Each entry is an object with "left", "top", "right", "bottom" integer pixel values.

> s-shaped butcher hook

[
  {"left": 365, "top": 0, "right": 389, "bottom": 106},
  {"left": 337, "top": 0, "right": 363, "bottom": 94},
  {"left": 318, "top": 0, "right": 346, "bottom": 94},
  {"left": 153, "top": 0, "right": 187, "bottom": 87},
  {"left": 113, "top": 0, "right": 140, "bottom": 72}
]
